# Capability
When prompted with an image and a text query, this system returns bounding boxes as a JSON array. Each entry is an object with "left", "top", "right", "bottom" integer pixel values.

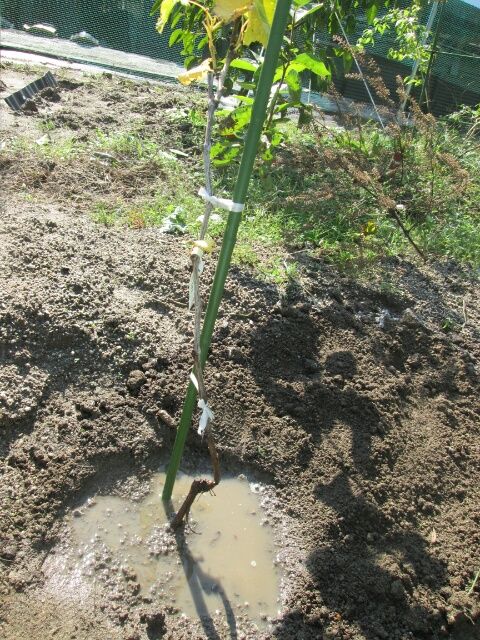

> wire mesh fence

[
  {"left": 1, "top": 0, "right": 479, "bottom": 116},
  {"left": 1, "top": 0, "right": 180, "bottom": 62}
]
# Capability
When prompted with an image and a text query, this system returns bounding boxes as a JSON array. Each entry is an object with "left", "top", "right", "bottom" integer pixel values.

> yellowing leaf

[
  {"left": 178, "top": 58, "right": 212, "bottom": 86},
  {"left": 363, "top": 220, "right": 378, "bottom": 235},
  {"left": 244, "top": 0, "right": 276, "bottom": 46},
  {"left": 156, "top": 0, "right": 179, "bottom": 33},
  {"left": 213, "top": 0, "right": 251, "bottom": 22},
  {"left": 194, "top": 238, "right": 216, "bottom": 253}
]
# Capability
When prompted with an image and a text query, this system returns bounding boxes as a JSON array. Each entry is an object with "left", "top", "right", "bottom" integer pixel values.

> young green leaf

[
  {"left": 273, "top": 60, "right": 306, "bottom": 83},
  {"left": 211, "top": 140, "right": 241, "bottom": 165},
  {"left": 294, "top": 3, "right": 325, "bottom": 25},
  {"left": 293, "top": 53, "right": 331, "bottom": 79},
  {"left": 169, "top": 28, "right": 183, "bottom": 47},
  {"left": 150, "top": 0, "right": 162, "bottom": 16},
  {"left": 234, "top": 95, "right": 255, "bottom": 104},
  {"left": 230, "top": 58, "right": 260, "bottom": 72},
  {"left": 210, "top": 141, "right": 227, "bottom": 159},
  {"left": 156, "top": 0, "right": 179, "bottom": 33},
  {"left": 366, "top": 4, "right": 378, "bottom": 25},
  {"left": 220, "top": 104, "right": 253, "bottom": 135},
  {"left": 269, "top": 130, "right": 284, "bottom": 147},
  {"left": 286, "top": 69, "right": 302, "bottom": 105}
]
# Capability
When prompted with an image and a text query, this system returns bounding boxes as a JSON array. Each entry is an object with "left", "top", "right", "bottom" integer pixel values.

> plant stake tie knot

[
  {"left": 198, "top": 187, "right": 245, "bottom": 213},
  {"left": 190, "top": 372, "right": 214, "bottom": 436},
  {"left": 197, "top": 399, "right": 214, "bottom": 436}
]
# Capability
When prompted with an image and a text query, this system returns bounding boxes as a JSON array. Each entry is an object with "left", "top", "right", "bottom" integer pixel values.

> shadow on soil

[
  {"left": 248, "top": 283, "right": 452, "bottom": 639},
  {"left": 162, "top": 500, "right": 238, "bottom": 640}
]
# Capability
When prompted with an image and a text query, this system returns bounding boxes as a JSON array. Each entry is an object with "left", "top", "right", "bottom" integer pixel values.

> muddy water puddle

[{"left": 56, "top": 471, "right": 281, "bottom": 627}]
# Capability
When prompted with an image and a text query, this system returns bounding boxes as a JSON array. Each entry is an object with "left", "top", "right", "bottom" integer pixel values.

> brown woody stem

[{"left": 171, "top": 29, "right": 238, "bottom": 530}]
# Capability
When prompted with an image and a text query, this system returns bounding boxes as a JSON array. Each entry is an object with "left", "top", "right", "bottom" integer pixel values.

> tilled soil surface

[{"left": 0, "top": 64, "right": 479, "bottom": 640}]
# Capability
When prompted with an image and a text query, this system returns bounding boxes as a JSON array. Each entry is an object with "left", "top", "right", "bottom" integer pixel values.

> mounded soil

[{"left": 0, "top": 63, "right": 479, "bottom": 640}]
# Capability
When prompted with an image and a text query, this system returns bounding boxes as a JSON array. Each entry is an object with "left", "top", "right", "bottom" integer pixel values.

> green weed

[
  {"left": 188, "top": 108, "right": 206, "bottom": 128},
  {"left": 91, "top": 202, "right": 127, "bottom": 227},
  {"left": 39, "top": 119, "right": 56, "bottom": 133},
  {"left": 86, "top": 96, "right": 479, "bottom": 277},
  {"left": 440, "top": 317, "right": 456, "bottom": 333},
  {"left": 45, "top": 137, "right": 81, "bottom": 160},
  {"left": 232, "top": 243, "right": 260, "bottom": 268},
  {"left": 91, "top": 203, "right": 122, "bottom": 227},
  {"left": 240, "top": 110, "right": 480, "bottom": 270},
  {"left": 94, "top": 130, "right": 160, "bottom": 160},
  {"left": 467, "top": 568, "right": 480, "bottom": 596},
  {"left": 11, "top": 133, "right": 81, "bottom": 160}
]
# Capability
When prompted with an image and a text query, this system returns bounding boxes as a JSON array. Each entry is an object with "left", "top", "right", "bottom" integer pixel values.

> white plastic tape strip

[
  {"left": 188, "top": 250, "right": 204, "bottom": 310},
  {"left": 198, "top": 187, "right": 244, "bottom": 213},
  {"left": 190, "top": 371, "right": 198, "bottom": 391},
  {"left": 197, "top": 399, "right": 214, "bottom": 436},
  {"left": 191, "top": 246, "right": 205, "bottom": 261},
  {"left": 190, "top": 372, "right": 199, "bottom": 390}
]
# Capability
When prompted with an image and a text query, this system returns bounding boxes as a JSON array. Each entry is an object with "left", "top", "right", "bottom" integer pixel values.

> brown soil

[{"left": 0, "top": 63, "right": 479, "bottom": 640}]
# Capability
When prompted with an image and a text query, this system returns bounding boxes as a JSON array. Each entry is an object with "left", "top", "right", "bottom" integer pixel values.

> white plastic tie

[
  {"left": 197, "top": 398, "right": 214, "bottom": 436},
  {"left": 188, "top": 249, "right": 204, "bottom": 310},
  {"left": 190, "top": 372, "right": 199, "bottom": 390},
  {"left": 191, "top": 246, "right": 205, "bottom": 261},
  {"left": 198, "top": 187, "right": 244, "bottom": 213}
]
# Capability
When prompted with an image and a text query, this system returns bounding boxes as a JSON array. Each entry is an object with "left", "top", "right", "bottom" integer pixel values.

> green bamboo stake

[{"left": 162, "top": 0, "right": 292, "bottom": 501}]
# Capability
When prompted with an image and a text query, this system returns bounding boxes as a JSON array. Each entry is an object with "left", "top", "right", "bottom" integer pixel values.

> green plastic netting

[{"left": 1, "top": 0, "right": 479, "bottom": 116}]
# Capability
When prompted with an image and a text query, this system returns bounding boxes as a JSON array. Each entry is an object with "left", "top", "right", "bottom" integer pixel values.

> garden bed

[{"left": 0, "top": 63, "right": 479, "bottom": 640}]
